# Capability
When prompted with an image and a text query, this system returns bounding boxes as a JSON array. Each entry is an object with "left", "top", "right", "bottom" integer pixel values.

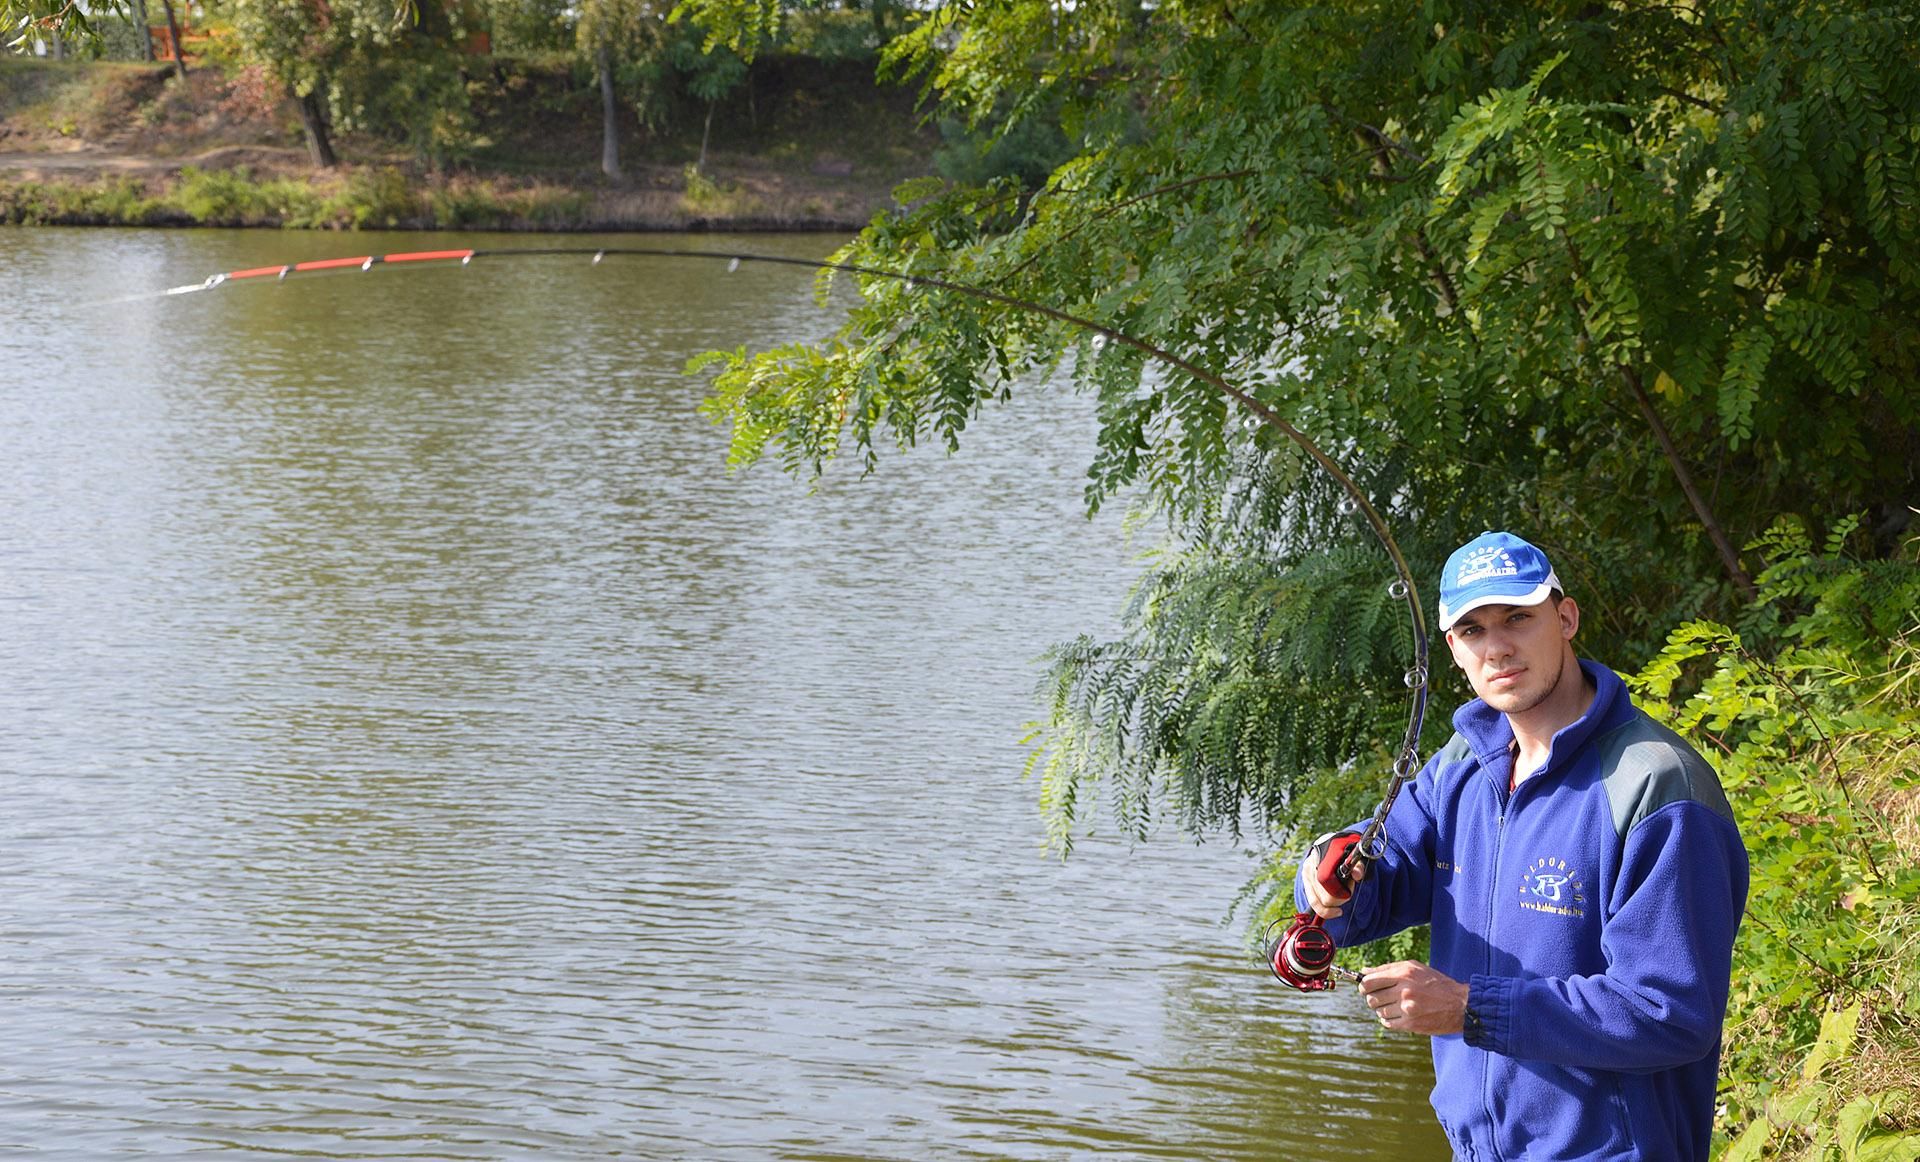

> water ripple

[{"left": 0, "top": 228, "right": 1446, "bottom": 1160}]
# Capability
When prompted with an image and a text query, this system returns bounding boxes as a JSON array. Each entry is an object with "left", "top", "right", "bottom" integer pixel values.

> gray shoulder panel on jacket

[
  {"left": 1594, "top": 714, "right": 1736, "bottom": 837},
  {"left": 1432, "top": 732, "right": 1474, "bottom": 768}
]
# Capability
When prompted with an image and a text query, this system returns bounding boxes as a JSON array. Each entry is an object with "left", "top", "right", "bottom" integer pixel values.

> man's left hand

[{"left": 1358, "top": 961, "right": 1469, "bottom": 1036}]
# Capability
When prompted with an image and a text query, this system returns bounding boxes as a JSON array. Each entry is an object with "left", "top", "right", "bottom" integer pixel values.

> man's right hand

[{"left": 1300, "top": 831, "right": 1368, "bottom": 919}]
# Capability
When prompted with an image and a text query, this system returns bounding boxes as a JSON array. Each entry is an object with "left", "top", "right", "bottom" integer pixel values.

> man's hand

[
  {"left": 1300, "top": 832, "right": 1367, "bottom": 919},
  {"left": 1358, "top": 961, "right": 1469, "bottom": 1036}
]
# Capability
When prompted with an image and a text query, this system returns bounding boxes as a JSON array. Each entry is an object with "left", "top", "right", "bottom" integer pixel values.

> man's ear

[{"left": 1557, "top": 596, "right": 1580, "bottom": 640}]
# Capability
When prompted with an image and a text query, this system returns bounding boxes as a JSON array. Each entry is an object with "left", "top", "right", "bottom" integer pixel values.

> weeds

[{"left": 1629, "top": 515, "right": 1920, "bottom": 1160}]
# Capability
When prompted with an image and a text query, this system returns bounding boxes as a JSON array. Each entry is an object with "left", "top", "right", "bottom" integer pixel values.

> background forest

[{"left": 10, "top": 0, "right": 1920, "bottom": 1156}]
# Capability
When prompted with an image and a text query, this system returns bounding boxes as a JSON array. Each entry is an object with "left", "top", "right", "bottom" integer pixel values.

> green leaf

[
  {"left": 1803, "top": 1003, "right": 1862, "bottom": 1081},
  {"left": 1856, "top": 1133, "right": 1920, "bottom": 1162},
  {"left": 1770, "top": 1081, "right": 1827, "bottom": 1128},
  {"left": 1724, "top": 1117, "right": 1773, "bottom": 1161}
]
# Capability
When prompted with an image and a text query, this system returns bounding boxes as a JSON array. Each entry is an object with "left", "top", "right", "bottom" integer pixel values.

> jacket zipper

[{"left": 1481, "top": 765, "right": 1511, "bottom": 1162}]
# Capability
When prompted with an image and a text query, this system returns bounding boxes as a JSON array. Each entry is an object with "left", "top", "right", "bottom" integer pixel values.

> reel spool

[{"left": 1264, "top": 913, "right": 1341, "bottom": 991}]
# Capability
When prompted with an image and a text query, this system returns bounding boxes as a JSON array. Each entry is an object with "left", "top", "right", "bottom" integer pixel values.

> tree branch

[
  {"left": 998, "top": 168, "right": 1257, "bottom": 282},
  {"left": 1618, "top": 362, "right": 1757, "bottom": 599},
  {"left": 1560, "top": 241, "right": 1756, "bottom": 598},
  {"left": 1655, "top": 84, "right": 1724, "bottom": 115},
  {"left": 1330, "top": 108, "right": 1430, "bottom": 168}
]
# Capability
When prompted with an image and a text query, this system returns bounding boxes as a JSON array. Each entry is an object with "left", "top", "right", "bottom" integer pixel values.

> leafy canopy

[{"left": 691, "top": 0, "right": 1920, "bottom": 849}]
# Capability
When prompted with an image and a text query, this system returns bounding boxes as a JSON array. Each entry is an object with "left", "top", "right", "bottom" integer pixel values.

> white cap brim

[{"left": 1437, "top": 571, "right": 1561, "bottom": 631}]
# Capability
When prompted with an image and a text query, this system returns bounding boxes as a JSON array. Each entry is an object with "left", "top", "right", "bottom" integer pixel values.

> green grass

[{"left": 2, "top": 165, "right": 602, "bottom": 230}]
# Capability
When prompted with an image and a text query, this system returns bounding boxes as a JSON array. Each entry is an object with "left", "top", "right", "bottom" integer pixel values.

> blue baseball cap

[{"left": 1437, "top": 531, "right": 1562, "bottom": 631}]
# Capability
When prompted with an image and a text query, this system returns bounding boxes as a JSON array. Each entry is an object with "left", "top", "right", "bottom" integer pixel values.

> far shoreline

[
  {"left": 0, "top": 160, "right": 892, "bottom": 233},
  {"left": 1, "top": 57, "right": 933, "bottom": 235}
]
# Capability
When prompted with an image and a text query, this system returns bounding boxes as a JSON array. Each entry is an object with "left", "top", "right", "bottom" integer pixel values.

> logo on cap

[{"left": 1456, "top": 545, "right": 1519, "bottom": 586}]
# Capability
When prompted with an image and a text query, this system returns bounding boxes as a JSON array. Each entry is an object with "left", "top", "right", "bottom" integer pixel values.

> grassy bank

[
  {"left": 0, "top": 55, "right": 935, "bottom": 230},
  {"left": 0, "top": 163, "right": 868, "bottom": 230}
]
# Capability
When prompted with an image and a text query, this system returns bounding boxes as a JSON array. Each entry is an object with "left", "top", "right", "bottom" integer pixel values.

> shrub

[
  {"left": 331, "top": 167, "right": 420, "bottom": 229},
  {"left": 170, "top": 166, "right": 273, "bottom": 224},
  {"left": 0, "top": 176, "right": 162, "bottom": 224},
  {"left": 1629, "top": 516, "right": 1920, "bottom": 1160}
]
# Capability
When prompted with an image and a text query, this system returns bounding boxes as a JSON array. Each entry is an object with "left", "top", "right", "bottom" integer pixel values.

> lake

[{"left": 0, "top": 226, "right": 1447, "bottom": 1159}]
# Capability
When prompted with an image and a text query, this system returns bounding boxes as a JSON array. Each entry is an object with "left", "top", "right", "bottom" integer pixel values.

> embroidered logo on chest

[{"left": 1518, "top": 855, "right": 1587, "bottom": 918}]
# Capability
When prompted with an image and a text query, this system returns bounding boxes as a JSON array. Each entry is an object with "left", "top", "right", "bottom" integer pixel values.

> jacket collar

[{"left": 1451, "top": 658, "right": 1630, "bottom": 775}]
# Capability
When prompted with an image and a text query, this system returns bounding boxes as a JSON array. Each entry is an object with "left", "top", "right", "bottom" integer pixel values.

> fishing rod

[{"left": 167, "top": 243, "right": 1431, "bottom": 990}]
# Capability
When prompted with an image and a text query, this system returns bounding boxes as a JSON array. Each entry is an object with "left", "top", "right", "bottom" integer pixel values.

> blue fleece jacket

[{"left": 1298, "top": 660, "right": 1748, "bottom": 1161}]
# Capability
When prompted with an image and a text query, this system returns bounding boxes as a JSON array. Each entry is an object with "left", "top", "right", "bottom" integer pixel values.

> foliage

[
  {"left": 1628, "top": 516, "right": 1920, "bottom": 1156},
  {"left": 483, "top": 0, "right": 573, "bottom": 55},
  {"left": 667, "top": 24, "right": 744, "bottom": 108},
  {"left": 0, "top": 174, "right": 162, "bottom": 223},
  {"left": 681, "top": 7, "right": 1920, "bottom": 1137},
  {"left": 576, "top": 0, "right": 672, "bottom": 134},
  {"left": 776, "top": 9, "right": 885, "bottom": 62},
  {"left": 933, "top": 101, "right": 1075, "bottom": 190},
  {"left": 210, "top": 0, "right": 480, "bottom": 166},
  {"left": 170, "top": 164, "right": 324, "bottom": 223},
  {"left": 3, "top": 0, "right": 123, "bottom": 52},
  {"left": 693, "top": 1, "right": 1920, "bottom": 857}
]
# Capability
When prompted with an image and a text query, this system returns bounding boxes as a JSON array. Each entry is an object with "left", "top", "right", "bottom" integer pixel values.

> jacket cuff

[{"left": 1464, "top": 974, "right": 1512, "bottom": 1053}]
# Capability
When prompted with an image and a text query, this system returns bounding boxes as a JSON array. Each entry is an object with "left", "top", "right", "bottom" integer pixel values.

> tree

[
  {"left": 667, "top": 28, "right": 744, "bottom": 172},
  {"left": 212, "top": 0, "right": 476, "bottom": 169},
  {"left": 687, "top": 0, "right": 1920, "bottom": 849},
  {"left": 576, "top": 0, "right": 670, "bottom": 180}
]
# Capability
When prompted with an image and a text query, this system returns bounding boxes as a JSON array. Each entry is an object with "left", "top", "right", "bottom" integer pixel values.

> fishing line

[{"left": 162, "top": 242, "right": 1431, "bottom": 988}]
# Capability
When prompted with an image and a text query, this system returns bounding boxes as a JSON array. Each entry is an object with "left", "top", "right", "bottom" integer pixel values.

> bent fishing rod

[{"left": 166, "top": 244, "right": 1430, "bottom": 990}]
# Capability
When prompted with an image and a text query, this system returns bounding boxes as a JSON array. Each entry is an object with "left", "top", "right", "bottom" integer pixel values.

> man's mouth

[{"left": 1488, "top": 668, "right": 1525, "bottom": 685}]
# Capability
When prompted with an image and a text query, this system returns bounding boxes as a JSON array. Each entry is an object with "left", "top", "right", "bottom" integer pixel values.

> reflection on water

[{"left": 0, "top": 228, "right": 1446, "bottom": 1158}]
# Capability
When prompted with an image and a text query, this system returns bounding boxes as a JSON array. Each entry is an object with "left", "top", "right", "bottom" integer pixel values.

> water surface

[{"left": 0, "top": 227, "right": 1447, "bottom": 1159}]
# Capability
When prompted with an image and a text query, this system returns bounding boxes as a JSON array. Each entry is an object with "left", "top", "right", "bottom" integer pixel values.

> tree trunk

[
  {"left": 697, "top": 99, "right": 714, "bottom": 172},
  {"left": 294, "top": 87, "right": 337, "bottom": 169},
  {"left": 159, "top": 0, "right": 186, "bottom": 79},
  {"left": 134, "top": 0, "right": 154, "bottom": 62},
  {"left": 598, "top": 44, "right": 620, "bottom": 180}
]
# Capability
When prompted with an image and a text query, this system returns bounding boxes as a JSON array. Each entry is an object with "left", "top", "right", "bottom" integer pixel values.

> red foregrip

[{"left": 1314, "top": 832, "right": 1363, "bottom": 902}]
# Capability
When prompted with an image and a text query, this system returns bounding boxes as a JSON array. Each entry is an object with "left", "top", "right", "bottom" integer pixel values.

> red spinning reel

[{"left": 1265, "top": 831, "right": 1367, "bottom": 991}]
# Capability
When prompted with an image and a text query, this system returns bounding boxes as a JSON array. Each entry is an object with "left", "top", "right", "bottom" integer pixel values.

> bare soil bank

[{"left": 0, "top": 57, "right": 937, "bottom": 230}]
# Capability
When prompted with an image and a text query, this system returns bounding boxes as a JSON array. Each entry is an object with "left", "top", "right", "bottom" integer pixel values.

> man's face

[{"left": 1444, "top": 596, "right": 1579, "bottom": 715}]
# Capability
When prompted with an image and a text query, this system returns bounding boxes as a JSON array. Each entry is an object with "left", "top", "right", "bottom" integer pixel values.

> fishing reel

[
  {"left": 1264, "top": 831, "right": 1368, "bottom": 992},
  {"left": 1265, "top": 912, "right": 1342, "bottom": 991}
]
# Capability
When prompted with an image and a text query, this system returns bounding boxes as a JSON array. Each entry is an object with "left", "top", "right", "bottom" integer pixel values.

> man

[{"left": 1297, "top": 531, "right": 1747, "bottom": 1161}]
